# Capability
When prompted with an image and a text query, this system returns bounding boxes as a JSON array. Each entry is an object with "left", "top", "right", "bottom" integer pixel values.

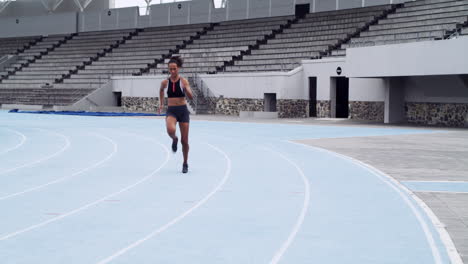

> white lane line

[
  {"left": 287, "top": 141, "right": 462, "bottom": 264},
  {"left": 264, "top": 147, "right": 310, "bottom": 264},
  {"left": 0, "top": 137, "right": 170, "bottom": 241},
  {"left": 0, "top": 133, "right": 118, "bottom": 201},
  {"left": 402, "top": 180, "right": 468, "bottom": 183},
  {"left": 0, "top": 129, "right": 71, "bottom": 176},
  {"left": 0, "top": 128, "right": 27, "bottom": 156},
  {"left": 96, "top": 142, "right": 232, "bottom": 264}
]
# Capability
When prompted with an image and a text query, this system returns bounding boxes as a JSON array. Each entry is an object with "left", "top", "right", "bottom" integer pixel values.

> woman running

[{"left": 159, "top": 57, "right": 193, "bottom": 173}]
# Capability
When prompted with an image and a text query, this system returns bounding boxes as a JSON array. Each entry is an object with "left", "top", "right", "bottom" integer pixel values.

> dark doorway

[
  {"left": 295, "top": 4, "right": 310, "bottom": 17},
  {"left": 264, "top": 93, "right": 277, "bottom": 112},
  {"left": 309, "top": 77, "right": 317, "bottom": 117},
  {"left": 335, "top": 77, "right": 349, "bottom": 118},
  {"left": 114, "top": 92, "right": 122, "bottom": 107}
]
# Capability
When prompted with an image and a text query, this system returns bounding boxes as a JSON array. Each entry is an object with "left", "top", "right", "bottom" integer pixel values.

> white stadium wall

[
  {"left": 0, "top": 0, "right": 419, "bottom": 36},
  {"left": 0, "top": 12, "right": 78, "bottom": 38},
  {"left": 0, "top": 0, "right": 111, "bottom": 18},
  {"left": 79, "top": 7, "right": 139, "bottom": 32}
]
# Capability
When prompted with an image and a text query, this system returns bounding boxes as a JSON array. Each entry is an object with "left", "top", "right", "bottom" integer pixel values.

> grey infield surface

[
  {"left": 295, "top": 130, "right": 468, "bottom": 264},
  {"left": 143, "top": 114, "right": 468, "bottom": 262}
]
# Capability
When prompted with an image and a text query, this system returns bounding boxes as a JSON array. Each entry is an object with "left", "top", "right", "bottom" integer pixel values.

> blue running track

[{"left": 0, "top": 110, "right": 455, "bottom": 264}]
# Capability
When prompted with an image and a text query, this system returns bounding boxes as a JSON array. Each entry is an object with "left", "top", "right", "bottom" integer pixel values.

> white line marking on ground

[
  {"left": 0, "top": 136, "right": 170, "bottom": 241},
  {"left": 96, "top": 142, "right": 231, "bottom": 264},
  {"left": 0, "top": 129, "right": 71, "bottom": 176},
  {"left": 0, "top": 133, "right": 118, "bottom": 201},
  {"left": 287, "top": 141, "right": 462, "bottom": 264},
  {"left": 0, "top": 128, "right": 27, "bottom": 156},
  {"left": 402, "top": 180, "right": 468, "bottom": 183},
  {"left": 264, "top": 147, "right": 310, "bottom": 264}
]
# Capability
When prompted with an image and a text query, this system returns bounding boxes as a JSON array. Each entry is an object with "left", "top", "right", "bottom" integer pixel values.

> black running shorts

[{"left": 166, "top": 105, "right": 190, "bottom": 123}]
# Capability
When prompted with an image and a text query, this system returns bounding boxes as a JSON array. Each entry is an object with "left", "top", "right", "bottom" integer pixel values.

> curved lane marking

[
  {"left": 0, "top": 129, "right": 71, "bottom": 176},
  {"left": 0, "top": 135, "right": 170, "bottom": 241},
  {"left": 0, "top": 128, "right": 27, "bottom": 156},
  {"left": 0, "top": 133, "right": 118, "bottom": 201},
  {"left": 96, "top": 142, "right": 231, "bottom": 264},
  {"left": 287, "top": 140, "right": 461, "bottom": 264}
]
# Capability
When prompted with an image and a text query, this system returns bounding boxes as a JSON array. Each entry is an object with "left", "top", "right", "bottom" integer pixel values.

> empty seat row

[
  {"left": 226, "top": 5, "right": 391, "bottom": 72},
  {"left": 149, "top": 16, "right": 293, "bottom": 75},
  {"left": 332, "top": 0, "right": 468, "bottom": 55}
]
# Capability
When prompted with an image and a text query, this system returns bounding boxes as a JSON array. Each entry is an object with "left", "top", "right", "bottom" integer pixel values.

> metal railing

[{"left": 188, "top": 73, "right": 222, "bottom": 115}]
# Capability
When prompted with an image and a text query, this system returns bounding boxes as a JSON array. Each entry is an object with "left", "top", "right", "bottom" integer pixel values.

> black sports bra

[{"left": 166, "top": 78, "right": 186, "bottom": 98}]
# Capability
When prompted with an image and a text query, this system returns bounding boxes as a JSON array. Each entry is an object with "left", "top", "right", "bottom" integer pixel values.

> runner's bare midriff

[{"left": 168, "top": 97, "right": 187, "bottom": 106}]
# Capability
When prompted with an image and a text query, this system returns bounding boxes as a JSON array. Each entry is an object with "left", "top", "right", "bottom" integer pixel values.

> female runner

[{"left": 159, "top": 57, "right": 193, "bottom": 173}]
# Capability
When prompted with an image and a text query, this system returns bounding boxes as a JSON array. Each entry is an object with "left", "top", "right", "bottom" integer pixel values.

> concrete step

[
  {"left": 93, "top": 59, "right": 154, "bottom": 65},
  {"left": 8, "top": 75, "right": 63, "bottom": 80},
  {"left": 77, "top": 69, "right": 139, "bottom": 75},
  {"left": 382, "top": 9, "right": 468, "bottom": 24},
  {"left": 188, "top": 41, "right": 257, "bottom": 49},
  {"left": 259, "top": 39, "right": 338, "bottom": 49},
  {"left": 284, "top": 23, "right": 366, "bottom": 34},
  {"left": 370, "top": 16, "right": 467, "bottom": 30},
  {"left": 156, "top": 61, "right": 224, "bottom": 68},
  {"left": 361, "top": 24, "right": 456, "bottom": 36},
  {"left": 343, "top": 37, "right": 437, "bottom": 48},
  {"left": 404, "top": 0, "right": 463, "bottom": 8},
  {"left": 216, "top": 19, "right": 289, "bottom": 29},
  {"left": 208, "top": 26, "right": 281, "bottom": 35},
  {"left": 213, "top": 22, "right": 283, "bottom": 31},
  {"left": 234, "top": 58, "right": 301, "bottom": 66},
  {"left": 111, "top": 46, "right": 172, "bottom": 53},
  {"left": 225, "top": 64, "right": 296, "bottom": 72},
  {"left": 391, "top": 3, "right": 468, "bottom": 18},
  {"left": 292, "top": 16, "right": 375, "bottom": 28},
  {"left": 101, "top": 54, "right": 163, "bottom": 60},
  {"left": 149, "top": 67, "right": 217, "bottom": 74},
  {"left": 242, "top": 52, "right": 320, "bottom": 60},
  {"left": 52, "top": 83, "right": 103, "bottom": 89},
  {"left": 270, "top": 34, "right": 349, "bottom": 43},
  {"left": 250, "top": 46, "right": 328, "bottom": 54},
  {"left": 122, "top": 40, "right": 183, "bottom": 47},
  {"left": 351, "top": 30, "right": 444, "bottom": 43},
  {"left": 303, "top": 10, "right": 384, "bottom": 22},
  {"left": 0, "top": 83, "right": 45, "bottom": 88},
  {"left": 69, "top": 74, "right": 111, "bottom": 79},
  {"left": 180, "top": 46, "right": 249, "bottom": 53},
  {"left": 203, "top": 30, "right": 274, "bottom": 39},
  {"left": 194, "top": 35, "right": 263, "bottom": 44},
  {"left": 171, "top": 51, "right": 241, "bottom": 57},
  {"left": 22, "top": 66, "right": 75, "bottom": 71},
  {"left": 85, "top": 64, "right": 148, "bottom": 70},
  {"left": 63, "top": 78, "right": 107, "bottom": 84},
  {"left": 401, "top": 0, "right": 468, "bottom": 11},
  {"left": 164, "top": 56, "right": 233, "bottom": 63},
  {"left": 15, "top": 70, "right": 70, "bottom": 75}
]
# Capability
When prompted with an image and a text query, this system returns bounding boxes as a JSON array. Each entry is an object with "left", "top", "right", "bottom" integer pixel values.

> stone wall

[
  {"left": 122, "top": 97, "right": 160, "bottom": 112},
  {"left": 215, "top": 98, "right": 263, "bottom": 116},
  {"left": 278, "top": 99, "right": 308, "bottom": 118},
  {"left": 349, "top": 101, "right": 385, "bottom": 122},
  {"left": 317, "top": 100, "right": 331, "bottom": 118},
  {"left": 406, "top": 102, "right": 468, "bottom": 127}
]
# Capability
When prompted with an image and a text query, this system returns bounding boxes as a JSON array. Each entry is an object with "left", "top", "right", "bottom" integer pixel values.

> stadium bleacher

[
  {"left": 1, "top": 35, "right": 69, "bottom": 89},
  {"left": 226, "top": 5, "right": 393, "bottom": 71},
  {"left": 153, "top": 16, "right": 294, "bottom": 74},
  {"left": 0, "top": 35, "right": 40, "bottom": 57},
  {"left": 52, "top": 29, "right": 135, "bottom": 90},
  {"left": 332, "top": 0, "right": 468, "bottom": 55},
  {"left": 1, "top": 0, "right": 466, "bottom": 107}
]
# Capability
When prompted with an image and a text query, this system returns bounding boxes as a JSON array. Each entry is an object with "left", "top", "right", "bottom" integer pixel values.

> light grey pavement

[{"left": 295, "top": 130, "right": 468, "bottom": 264}]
